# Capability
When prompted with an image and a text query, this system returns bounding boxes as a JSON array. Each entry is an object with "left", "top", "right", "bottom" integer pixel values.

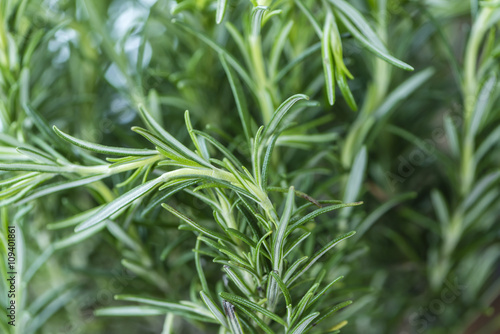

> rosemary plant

[{"left": 2, "top": 0, "right": 500, "bottom": 333}]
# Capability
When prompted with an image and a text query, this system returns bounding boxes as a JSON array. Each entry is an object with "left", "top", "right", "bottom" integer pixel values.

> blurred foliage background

[{"left": 0, "top": 0, "right": 499, "bottom": 333}]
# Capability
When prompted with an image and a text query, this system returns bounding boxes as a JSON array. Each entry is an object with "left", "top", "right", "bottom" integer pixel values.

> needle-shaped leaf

[
  {"left": 273, "top": 186, "right": 295, "bottom": 271},
  {"left": 234, "top": 304, "right": 274, "bottom": 334},
  {"left": 53, "top": 126, "right": 158, "bottom": 156},
  {"left": 115, "top": 295, "right": 216, "bottom": 322},
  {"left": 290, "top": 284, "right": 318, "bottom": 326},
  {"left": 138, "top": 105, "right": 212, "bottom": 168},
  {"left": 17, "top": 174, "right": 108, "bottom": 205},
  {"left": 343, "top": 146, "right": 366, "bottom": 204},
  {"left": 373, "top": 68, "right": 435, "bottom": 119},
  {"left": 294, "top": 0, "right": 322, "bottom": 37},
  {"left": 444, "top": 114, "right": 461, "bottom": 158},
  {"left": 95, "top": 306, "right": 167, "bottom": 316},
  {"left": 48, "top": 205, "right": 105, "bottom": 230},
  {"left": 261, "top": 132, "right": 279, "bottom": 189},
  {"left": 0, "top": 163, "right": 71, "bottom": 173},
  {"left": 226, "top": 228, "right": 256, "bottom": 248},
  {"left": 223, "top": 265, "right": 253, "bottom": 296},
  {"left": 216, "top": 0, "right": 228, "bottom": 24},
  {"left": 331, "top": 1, "right": 413, "bottom": 71},
  {"left": 16, "top": 147, "right": 56, "bottom": 164},
  {"left": 75, "top": 177, "right": 164, "bottom": 232},
  {"left": 219, "top": 53, "right": 253, "bottom": 143},
  {"left": 308, "top": 276, "right": 344, "bottom": 307},
  {"left": 287, "top": 312, "right": 319, "bottom": 334},
  {"left": 287, "top": 231, "right": 355, "bottom": 285},
  {"left": 269, "top": 271, "right": 292, "bottom": 306},
  {"left": 223, "top": 301, "right": 245, "bottom": 334},
  {"left": 312, "top": 300, "right": 352, "bottom": 326},
  {"left": 162, "top": 204, "right": 230, "bottom": 241},
  {"left": 283, "top": 231, "right": 311, "bottom": 258},
  {"left": 23, "top": 104, "right": 64, "bottom": 148},
  {"left": 355, "top": 192, "right": 415, "bottom": 239},
  {"left": 469, "top": 74, "right": 497, "bottom": 138},
  {"left": 172, "top": 21, "right": 256, "bottom": 94},
  {"left": 286, "top": 202, "right": 362, "bottom": 236},
  {"left": 132, "top": 126, "right": 202, "bottom": 167},
  {"left": 220, "top": 292, "right": 287, "bottom": 326},
  {"left": 322, "top": 13, "right": 336, "bottom": 106},
  {"left": 200, "top": 291, "right": 228, "bottom": 329},
  {"left": 184, "top": 111, "right": 206, "bottom": 159},
  {"left": 283, "top": 256, "right": 309, "bottom": 283},
  {"left": 54, "top": 219, "right": 107, "bottom": 249},
  {"left": 142, "top": 180, "right": 198, "bottom": 216},
  {"left": 251, "top": 6, "right": 268, "bottom": 37},
  {"left": 263, "top": 94, "right": 309, "bottom": 139},
  {"left": 193, "top": 130, "right": 243, "bottom": 168}
]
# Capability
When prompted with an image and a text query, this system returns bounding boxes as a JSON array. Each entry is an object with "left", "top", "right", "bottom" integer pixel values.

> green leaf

[
  {"left": 269, "top": 20, "right": 294, "bottom": 78},
  {"left": 193, "top": 130, "right": 243, "bottom": 168},
  {"left": 233, "top": 304, "right": 274, "bottom": 334},
  {"left": 261, "top": 133, "right": 279, "bottom": 189},
  {"left": 162, "top": 204, "right": 230, "bottom": 241},
  {"left": 290, "top": 284, "right": 318, "bottom": 326},
  {"left": 444, "top": 114, "right": 461, "bottom": 158},
  {"left": 0, "top": 162, "right": 71, "bottom": 173},
  {"left": 48, "top": 205, "right": 105, "bottom": 230},
  {"left": 216, "top": 0, "right": 228, "bottom": 23},
  {"left": 223, "top": 265, "right": 253, "bottom": 296},
  {"left": 17, "top": 174, "right": 108, "bottom": 205},
  {"left": 219, "top": 53, "right": 253, "bottom": 143},
  {"left": 294, "top": 0, "right": 322, "bottom": 37},
  {"left": 226, "top": 228, "right": 256, "bottom": 248},
  {"left": 269, "top": 271, "right": 292, "bottom": 306},
  {"left": 286, "top": 202, "right": 362, "bottom": 236},
  {"left": 16, "top": 147, "right": 56, "bottom": 164},
  {"left": 469, "top": 74, "right": 497, "bottom": 138},
  {"left": 287, "top": 231, "right": 355, "bottom": 285},
  {"left": 331, "top": 0, "right": 413, "bottom": 71},
  {"left": 287, "top": 312, "right": 319, "bottom": 334},
  {"left": 23, "top": 104, "right": 64, "bottom": 148},
  {"left": 172, "top": 20, "right": 256, "bottom": 93},
  {"left": 283, "top": 256, "right": 309, "bottom": 283},
  {"left": 431, "top": 189, "right": 450, "bottom": 227},
  {"left": 220, "top": 292, "right": 287, "bottom": 326},
  {"left": 184, "top": 111, "right": 206, "bottom": 159},
  {"left": 138, "top": 105, "right": 211, "bottom": 168},
  {"left": 251, "top": 6, "right": 269, "bottom": 37},
  {"left": 463, "top": 171, "right": 500, "bottom": 210},
  {"left": 373, "top": 68, "right": 435, "bottom": 119},
  {"left": 313, "top": 300, "right": 352, "bottom": 326},
  {"left": 283, "top": 232, "right": 311, "bottom": 258},
  {"left": 54, "top": 219, "right": 107, "bottom": 249},
  {"left": 308, "top": 276, "right": 344, "bottom": 306},
  {"left": 343, "top": 146, "right": 366, "bottom": 203},
  {"left": 272, "top": 186, "right": 295, "bottom": 271},
  {"left": 53, "top": 126, "right": 158, "bottom": 156},
  {"left": 322, "top": 13, "right": 336, "bottom": 106},
  {"left": 114, "top": 295, "right": 216, "bottom": 322},
  {"left": 142, "top": 180, "right": 198, "bottom": 216},
  {"left": 95, "top": 306, "right": 167, "bottom": 316},
  {"left": 274, "top": 42, "right": 321, "bottom": 82},
  {"left": 200, "top": 292, "right": 228, "bottom": 328},
  {"left": 133, "top": 126, "right": 202, "bottom": 167},
  {"left": 263, "top": 94, "right": 309, "bottom": 139},
  {"left": 24, "top": 287, "right": 79, "bottom": 334},
  {"left": 223, "top": 301, "right": 245, "bottom": 334},
  {"left": 75, "top": 177, "right": 164, "bottom": 232},
  {"left": 355, "top": 192, "right": 416, "bottom": 239}
]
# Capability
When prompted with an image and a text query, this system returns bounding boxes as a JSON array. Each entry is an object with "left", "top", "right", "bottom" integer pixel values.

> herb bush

[{"left": 1, "top": 0, "right": 499, "bottom": 333}]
